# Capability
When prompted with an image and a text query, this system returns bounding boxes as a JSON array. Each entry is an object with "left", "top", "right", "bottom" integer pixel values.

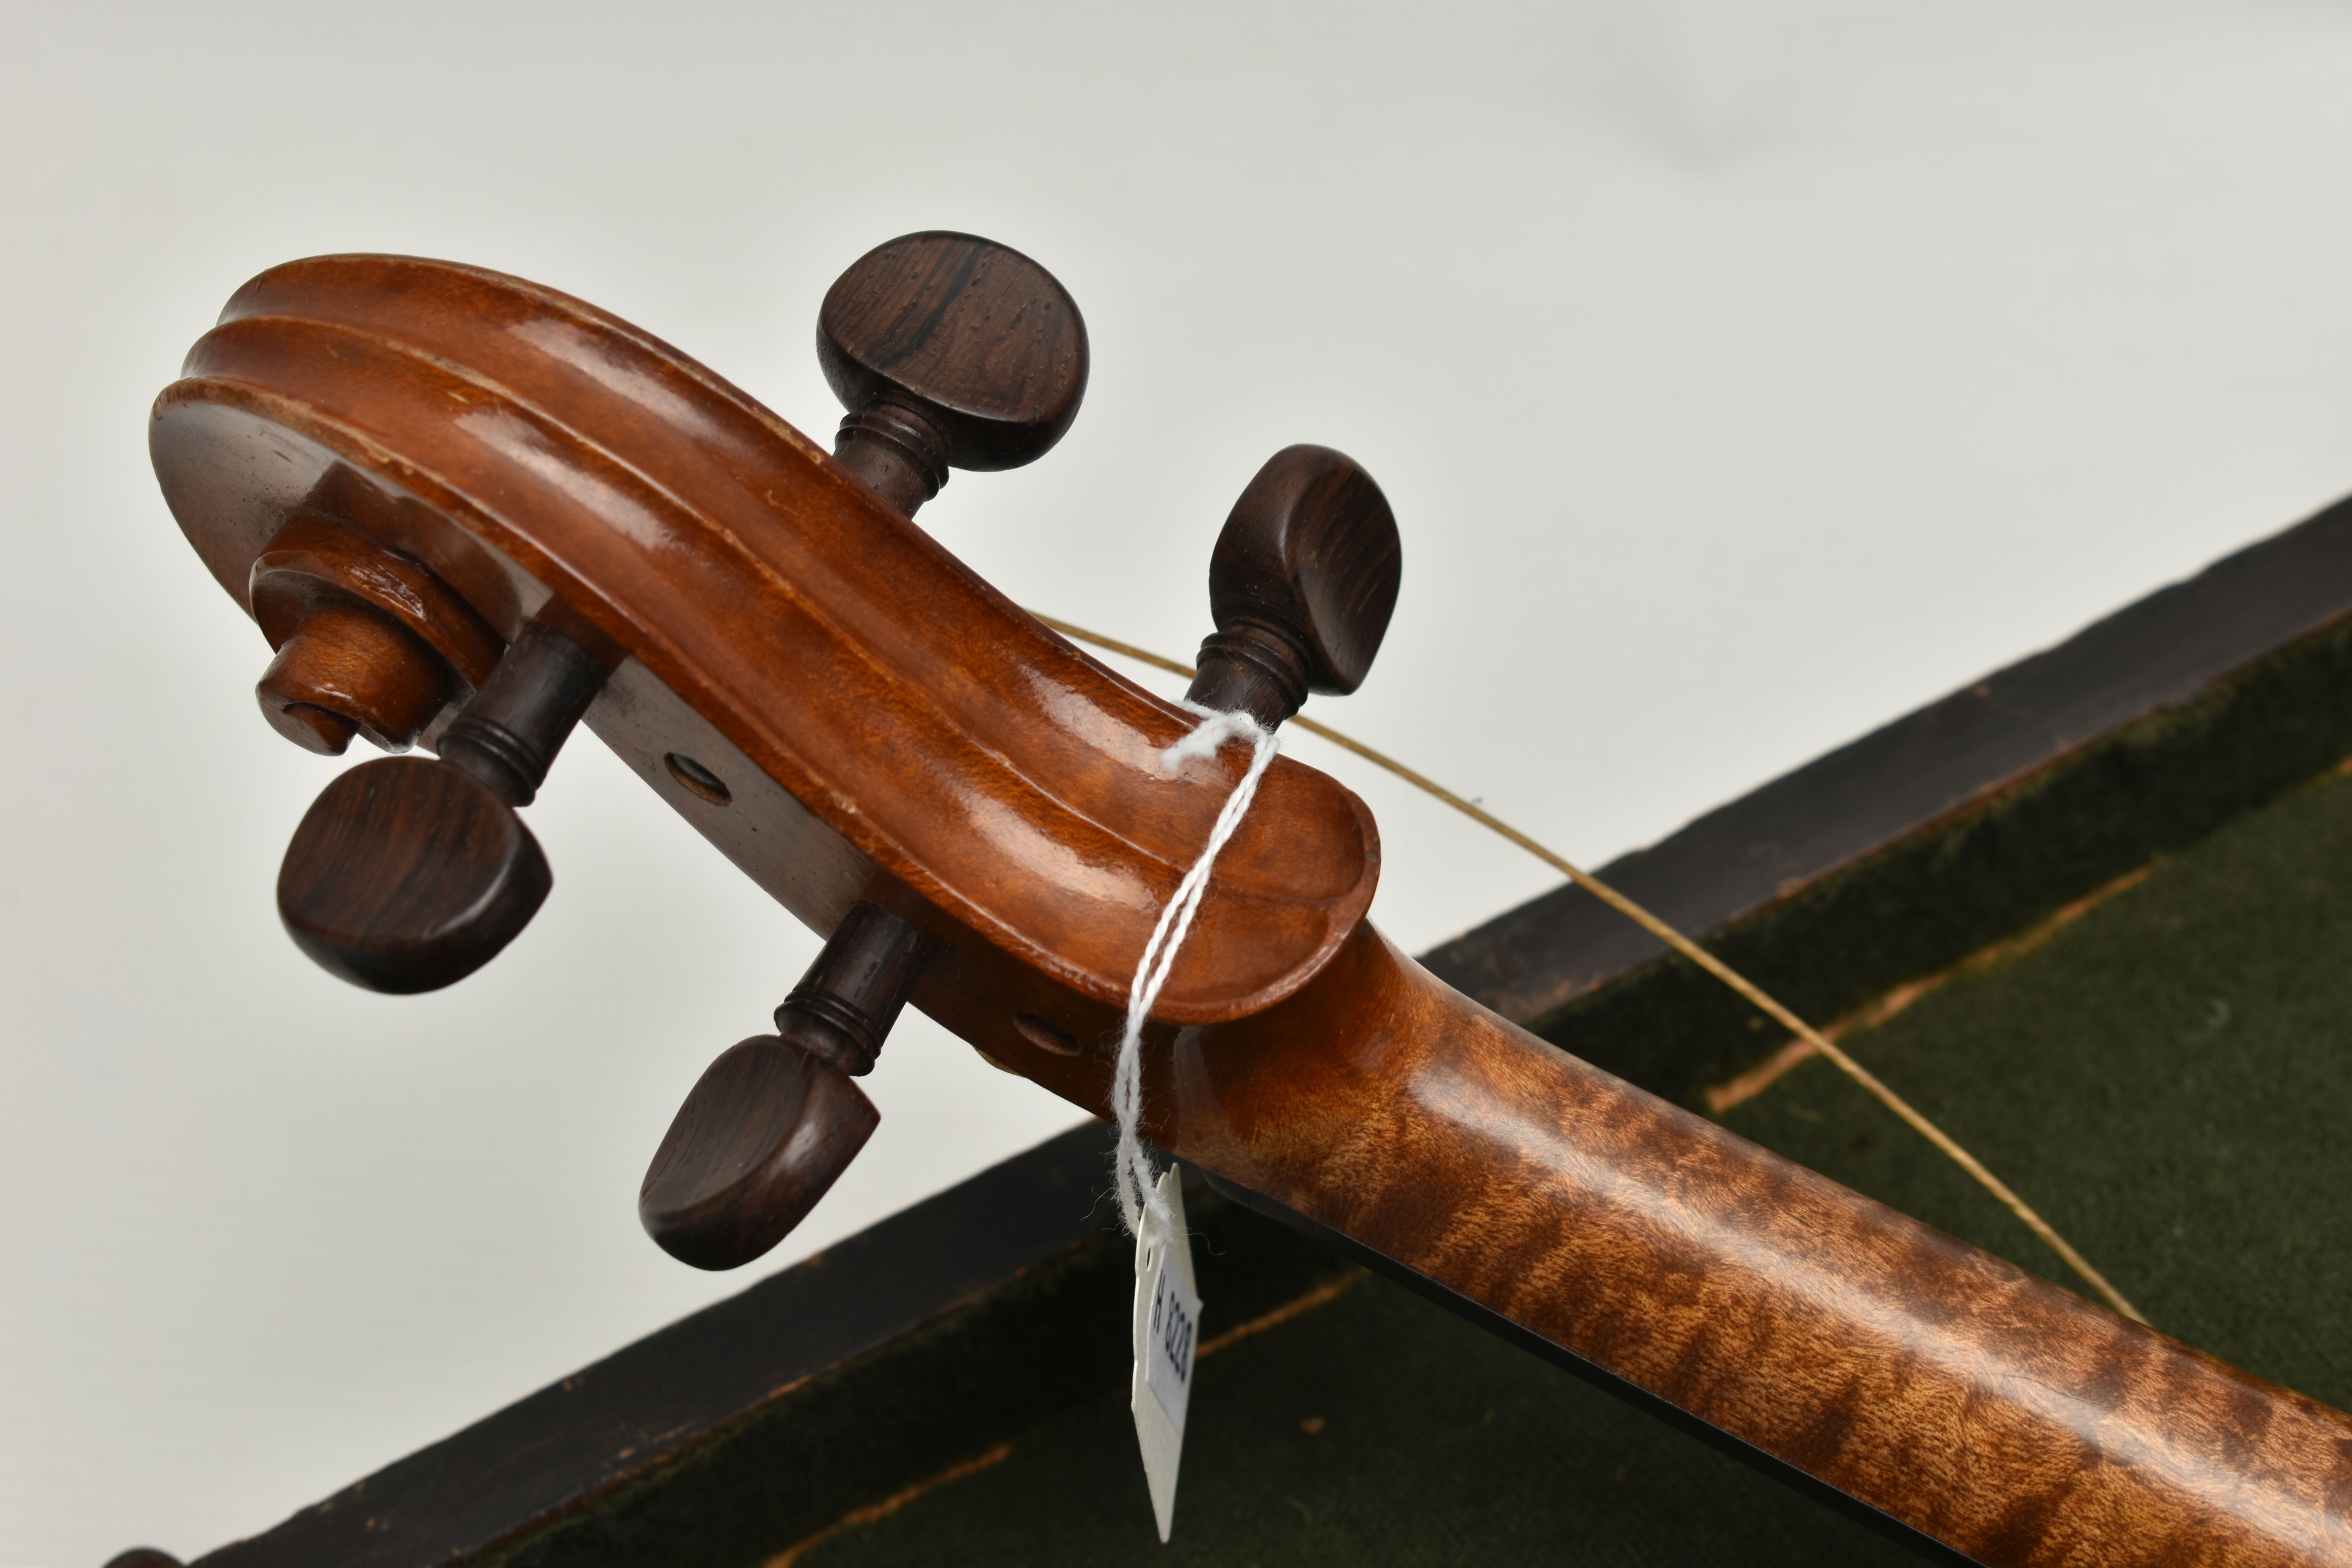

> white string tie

[{"left": 1112, "top": 701, "right": 1282, "bottom": 1236}]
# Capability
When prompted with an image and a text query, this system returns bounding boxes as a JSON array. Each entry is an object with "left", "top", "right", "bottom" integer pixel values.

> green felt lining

[
  {"left": 1543, "top": 617, "right": 2352, "bottom": 1109},
  {"left": 1720, "top": 762, "right": 2352, "bottom": 1409},
  {"left": 793, "top": 1269, "right": 1910, "bottom": 1568}
]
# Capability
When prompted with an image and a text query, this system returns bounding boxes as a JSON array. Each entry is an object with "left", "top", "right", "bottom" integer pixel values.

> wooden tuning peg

[
  {"left": 816, "top": 231, "right": 1088, "bottom": 517},
  {"left": 639, "top": 902, "right": 930, "bottom": 1270},
  {"left": 276, "top": 621, "right": 606, "bottom": 993},
  {"left": 1187, "top": 444, "right": 1403, "bottom": 728}
]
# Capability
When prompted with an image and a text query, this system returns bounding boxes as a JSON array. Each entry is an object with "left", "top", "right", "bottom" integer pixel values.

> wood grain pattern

[
  {"left": 641, "top": 901, "right": 930, "bottom": 1270},
  {"left": 152, "top": 251, "right": 2352, "bottom": 1565},
  {"left": 1189, "top": 444, "right": 1402, "bottom": 727},
  {"left": 817, "top": 232, "right": 1087, "bottom": 466},
  {"left": 153, "top": 491, "right": 2352, "bottom": 1568},
  {"left": 637, "top": 1034, "right": 880, "bottom": 1272},
  {"left": 816, "top": 234, "right": 1088, "bottom": 516},
  {"left": 277, "top": 755, "right": 550, "bottom": 994},
  {"left": 1136, "top": 927, "right": 2352, "bottom": 1565},
  {"left": 271, "top": 619, "right": 604, "bottom": 993}
]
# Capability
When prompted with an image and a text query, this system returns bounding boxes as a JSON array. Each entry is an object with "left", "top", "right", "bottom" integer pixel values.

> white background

[{"left": 5, "top": 3, "right": 2350, "bottom": 1562}]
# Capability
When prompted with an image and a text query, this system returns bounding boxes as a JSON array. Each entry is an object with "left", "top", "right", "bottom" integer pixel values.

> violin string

[{"left": 1032, "top": 612, "right": 2149, "bottom": 1325}]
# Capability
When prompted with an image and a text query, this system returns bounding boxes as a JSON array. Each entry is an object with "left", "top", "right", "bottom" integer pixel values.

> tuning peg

[
  {"left": 639, "top": 902, "right": 930, "bottom": 1270},
  {"left": 276, "top": 621, "right": 606, "bottom": 993},
  {"left": 1186, "top": 444, "right": 1403, "bottom": 728},
  {"left": 816, "top": 231, "right": 1088, "bottom": 517}
]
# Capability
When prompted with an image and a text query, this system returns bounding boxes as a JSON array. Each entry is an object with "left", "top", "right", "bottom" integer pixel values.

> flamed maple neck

[{"left": 1119, "top": 924, "right": 2352, "bottom": 1568}]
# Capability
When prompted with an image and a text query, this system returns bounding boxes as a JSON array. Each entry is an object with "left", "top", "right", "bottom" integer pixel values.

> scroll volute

[{"left": 249, "top": 515, "right": 501, "bottom": 754}]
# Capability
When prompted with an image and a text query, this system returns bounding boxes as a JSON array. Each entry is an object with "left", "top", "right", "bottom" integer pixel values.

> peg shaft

[
  {"left": 775, "top": 900, "right": 930, "bottom": 1076},
  {"left": 439, "top": 622, "right": 605, "bottom": 807}
]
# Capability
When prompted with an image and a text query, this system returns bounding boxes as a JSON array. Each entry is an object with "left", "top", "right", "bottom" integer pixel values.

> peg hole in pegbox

[
  {"left": 1013, "top": 1013, "right": 1082, "bottom": 1056},
  {"left": 664, "top": 752, "right": 733, "bottom": 805}
]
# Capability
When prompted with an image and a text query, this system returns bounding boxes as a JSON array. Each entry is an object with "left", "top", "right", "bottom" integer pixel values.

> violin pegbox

[{"left": 636, "top": 443, "right": 1404, "bottom": 1272}]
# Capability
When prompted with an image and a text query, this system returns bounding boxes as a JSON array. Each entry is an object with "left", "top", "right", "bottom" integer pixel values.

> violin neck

[{"left": 1165, "top": 925, "right": 2352, "bottom": 1567}]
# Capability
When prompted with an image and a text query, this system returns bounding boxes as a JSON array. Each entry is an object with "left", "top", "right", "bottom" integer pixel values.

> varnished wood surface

[
  {"left": 640, "top": 901, "right": 931, "bottom": 1270},
  {"left": 817, "top": 230, "right": 1087, "bottom": 470},
  {"left": 146, "top": 477, "right": 2352, "bottom": 1568},
  {"left": 152, "top": 253, "right": 1373, "bottom": 1024},
  {"left": 248, "top": 514, "right": 501, "bottom": 754},
  {"left": 151, "top": 250, "right": 2352, "bottom": 1565},
  {"left": 1129, "top": 928, "right": 2352, "bottom": 1565}
]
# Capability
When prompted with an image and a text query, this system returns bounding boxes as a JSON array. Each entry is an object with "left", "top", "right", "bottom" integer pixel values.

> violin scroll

[
  {"left": 1187, "top": 445, "right": 1403, "bottom": 728},
  {"left": 817, "top": 232, "right": 1089, "bottom": 517}
]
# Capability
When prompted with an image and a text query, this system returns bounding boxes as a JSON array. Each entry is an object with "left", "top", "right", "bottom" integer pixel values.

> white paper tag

[{"left": 1130, "top": 1165, "right": 1201, "bottom": 1542}]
